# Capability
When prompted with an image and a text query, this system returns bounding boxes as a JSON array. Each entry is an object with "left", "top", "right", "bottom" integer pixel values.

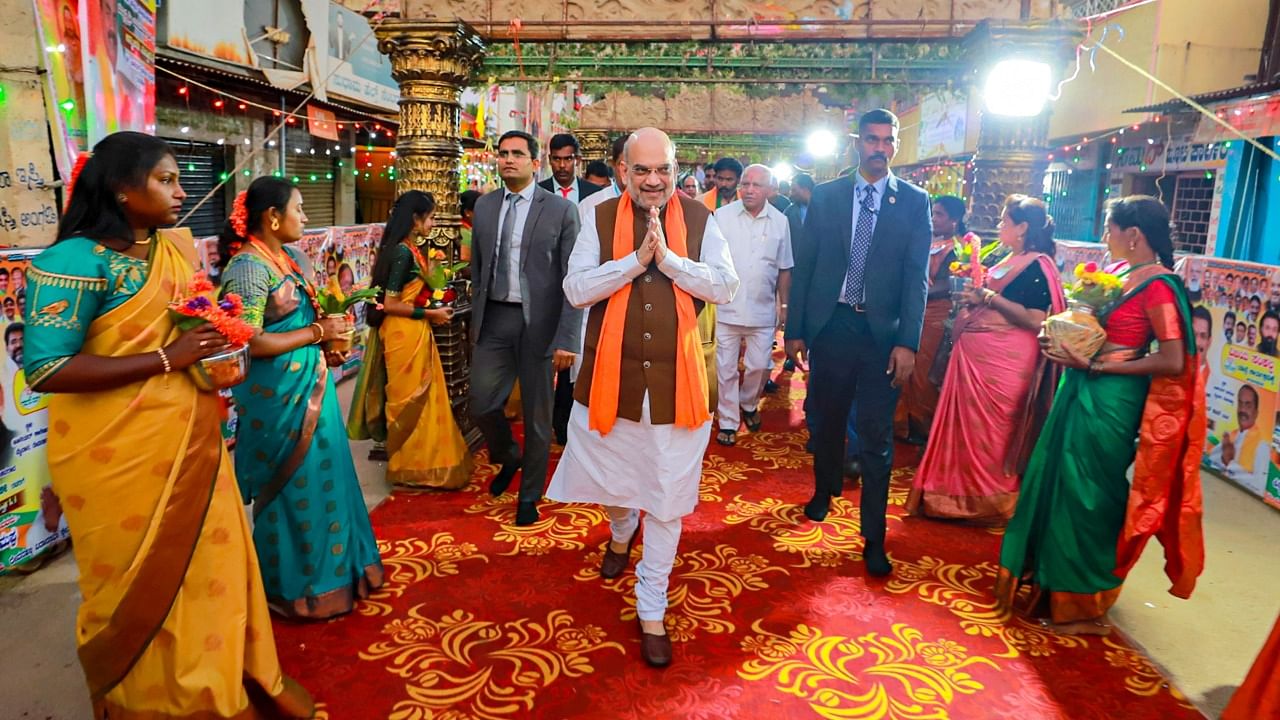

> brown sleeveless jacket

[{"left": 574, "top": 195, "right": 709, "bottom": 425}]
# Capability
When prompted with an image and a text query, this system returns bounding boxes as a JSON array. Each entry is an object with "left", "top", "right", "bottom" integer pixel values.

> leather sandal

[
  {"left": 715, "top": 429, "right": 737, "bottom": 446},
  {"left": 741, "top": 408, "right": 762, "bottom": 433},
  {"left": 600, "top": 524, "right": 641, "bottom": 579}
]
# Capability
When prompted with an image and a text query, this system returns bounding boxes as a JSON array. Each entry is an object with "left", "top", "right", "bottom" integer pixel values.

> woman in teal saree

[
  {"left": 997, "top": 196, "right": 1205, "bottom": 636},
  {"left": 218, "top": 177, "right": 383, "bottom": 620}
]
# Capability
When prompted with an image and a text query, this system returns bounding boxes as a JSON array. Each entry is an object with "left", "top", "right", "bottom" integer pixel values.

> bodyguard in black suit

[
  {"left": 471, "top": 130, "right": 582, "bottom": 526},
  {"left": 538, "top": 133, "right": 604, "bottom": 444},
  {"left": 784, "top": 109, "right": 931, "bottom": 577}
]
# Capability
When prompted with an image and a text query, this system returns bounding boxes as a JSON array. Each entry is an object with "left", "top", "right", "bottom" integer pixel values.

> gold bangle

[
  {"left": 157, "top": 347, "right": 172, "bottom": 374},
  {"left": 983, "top": 288, "right": 997, "bottom": 305},
  {"left": 309, "top": 322, "right": 324, "bottom": 344}
]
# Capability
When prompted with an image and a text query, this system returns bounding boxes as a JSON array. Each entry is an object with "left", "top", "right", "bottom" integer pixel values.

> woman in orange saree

[
  {"left": 348, "top": 190, "right": 472, "bottom": 488},
  {"left": 25, "top": 133, "right": 312, "bottom": 718},
  {"left": 997, "top": 196, "right": 1205, "bottom": 636}
]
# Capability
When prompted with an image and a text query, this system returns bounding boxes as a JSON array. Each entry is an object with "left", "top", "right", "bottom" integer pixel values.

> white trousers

[
  {"left": 605, "top": 506, "right": 683, "bottom": 622},
  {"left": 715, "top": 322, "right": 775, "bottom": 431}
]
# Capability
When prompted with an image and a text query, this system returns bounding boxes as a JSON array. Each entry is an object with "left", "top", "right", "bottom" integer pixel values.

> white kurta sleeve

[
  {"left": 656, "top": 214, "right": 740, "bottom": 305},
  {"left": 563, "top": 203, "right": 646, "bottom": 309}
]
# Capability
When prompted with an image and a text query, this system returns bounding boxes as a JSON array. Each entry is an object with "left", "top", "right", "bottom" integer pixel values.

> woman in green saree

[
  {"left": 997, "top": 195, "right": 1205, "bottom": 636},
  {"left": 218, "top": 177, "right": 383, "bottom": 620}
]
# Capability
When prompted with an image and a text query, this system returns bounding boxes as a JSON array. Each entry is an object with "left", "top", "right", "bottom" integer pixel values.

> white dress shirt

[
  {"left": 714, "top": 200, "right": 793, "bottom": 327},
  {"left": 494, "top": 181, "right": 537, "bottom": 303},
  {"left": 838, "top": 172, "right": 890, "bottom": 304},
  {"left": 552, "top": 180, "right": 579, "bottom": 205}
]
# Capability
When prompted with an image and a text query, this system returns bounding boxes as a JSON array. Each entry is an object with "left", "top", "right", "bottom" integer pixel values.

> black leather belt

[{"left": 837, "top": 302, "right": 868, "bottom": 313}]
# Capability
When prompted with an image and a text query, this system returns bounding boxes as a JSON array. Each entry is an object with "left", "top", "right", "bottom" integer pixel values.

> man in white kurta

[
  {"left": 547, "top": 128, "right": 738, "bottom": 667},
  {"left": 713, "top": 165, "right": 793, "bottom": 444}
]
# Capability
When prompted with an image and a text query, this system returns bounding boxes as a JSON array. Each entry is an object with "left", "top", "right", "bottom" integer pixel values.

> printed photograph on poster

[
  {"left": 0, "top": 252, "right": 63, "bottom": 572},
  {"left": 1182, "top": 257, "right": 1280, "bottom": 506}
]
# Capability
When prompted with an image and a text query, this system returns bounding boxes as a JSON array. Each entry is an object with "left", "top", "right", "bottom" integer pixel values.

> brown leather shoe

[
  {"left": 600, "top": 525, "right": 641, "bottom": 579},
  {"left": 639, "top": 622, "right": 672, "bottom": 667}
]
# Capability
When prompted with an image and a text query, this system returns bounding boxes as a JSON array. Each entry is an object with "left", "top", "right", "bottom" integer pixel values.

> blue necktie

[{"left": 843, "top": 185, "right": 877, "bottom": 305}]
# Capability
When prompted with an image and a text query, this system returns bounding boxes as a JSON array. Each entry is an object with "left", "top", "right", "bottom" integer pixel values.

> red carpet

[{"left": 274, "top": 368, "right": 1201, "bottom": 719}]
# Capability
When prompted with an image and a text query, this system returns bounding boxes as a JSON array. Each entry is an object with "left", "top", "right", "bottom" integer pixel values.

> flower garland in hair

[
  {"left": 65, "top": 152, "right": 91, "bottom": 203},
  {"left": 227, "top": 191, "right": 249, "bottom": 253}
]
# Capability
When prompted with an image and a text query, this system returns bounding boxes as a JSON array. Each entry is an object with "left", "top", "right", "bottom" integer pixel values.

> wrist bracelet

[
  {"left": 309, "top": 322, "right": 324, "bottom": 344},
  {"left": 411, "top": 306, "right": 427, "bottom": 320},
  {"left": 982, "top": 289, "right": 997, "bottom": 306},
  {"left": 1089, "top": 359, "right": 1104, "bottom": 376},
  {"left": 157, "top": 347, "right": 172, "bottom": 374}
]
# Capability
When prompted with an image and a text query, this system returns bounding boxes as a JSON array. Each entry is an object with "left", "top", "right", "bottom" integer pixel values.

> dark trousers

[
  {"left": 469, "top": 302, "right": 554, "bottom": 503},
  {"left": 808, "top": 305, "right": 899, "bottom": 543},
  {"left": 553, "top": 368, "right": 573, "bottom": 445}
]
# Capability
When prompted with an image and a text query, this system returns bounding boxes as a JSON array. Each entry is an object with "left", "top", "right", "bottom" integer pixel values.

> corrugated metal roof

[
  {"left": 157, "top": 50, "right": 400, "bottom": 124},
  {"left": 1124, "top": 78, "right": 1280, "bottom": 113}
]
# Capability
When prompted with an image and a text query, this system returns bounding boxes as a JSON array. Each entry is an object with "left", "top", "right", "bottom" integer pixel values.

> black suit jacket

[
  {"left": 785, "top": 172, "right": 932, "bottom": 352},
  {"left": 537, "top": 177, "right": 604, "bottom": 202},
  {"left": 784, "top": 202, "right": 807, "bottom": 254},
  {"left": 471, "top": 185, "right": 582, "bottom": 356}
]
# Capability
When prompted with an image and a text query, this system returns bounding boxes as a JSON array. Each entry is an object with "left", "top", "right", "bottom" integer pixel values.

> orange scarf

[{"left": 588, "top": 193, "right": 710, "bottom": 435}]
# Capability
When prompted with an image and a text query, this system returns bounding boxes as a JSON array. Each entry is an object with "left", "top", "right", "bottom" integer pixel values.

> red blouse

[{"left": 1105, "top": 279, "right": 1183, "bottom": 347}]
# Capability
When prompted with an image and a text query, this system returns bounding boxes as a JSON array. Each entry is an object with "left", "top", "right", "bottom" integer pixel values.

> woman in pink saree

[{"left": 907, "top": 195, "right": 1065, "bottom": 525}]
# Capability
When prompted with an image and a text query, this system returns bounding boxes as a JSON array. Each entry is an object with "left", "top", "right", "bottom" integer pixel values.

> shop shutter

[
  {"left": 286, "top": 155, "right": 337, "bottom": 227},
  {"left": 166, "top": 139, "right": 228, "bottom": 238}
]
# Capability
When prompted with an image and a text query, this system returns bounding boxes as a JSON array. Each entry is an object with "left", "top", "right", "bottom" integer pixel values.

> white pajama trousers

[
  {"left": 604, "top": 506, "right": 683, "bottom": 622},
  {"left": 715, "top": 322, "right": 775, "bottom": 431}
]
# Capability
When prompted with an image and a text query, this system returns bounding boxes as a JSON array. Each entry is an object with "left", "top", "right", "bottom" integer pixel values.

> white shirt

[
  {"left": 714, "top": 200, "right": 793, "bottom": 327},
  {"left": 494, "top": 181, "right": 537, "bottom": 303},
  {"left": 564, "top": 199, "right": 740, "bottom": 316},
  {"left": 552, "top": 180, "right": 579, "bottom": 205},
  {"left": 839, "top": 172, "right": 890, "bottom": 304}
]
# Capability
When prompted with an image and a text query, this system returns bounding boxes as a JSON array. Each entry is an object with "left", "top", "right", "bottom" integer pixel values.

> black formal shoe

[
  {"left": 515, "top": 500, "right": 540, "bottom": 527},
  {"left": 639, "top": 621, "right": 673, "bottom": 668},
  {"left": 488, "top": 457, "right": 522, "bottom": 496},
  {"left": 783, "top": 358, "right": 796, "bottom": 372},
  {"left": 367, "top": 444, "right": 388, "bottom": 462},
  {"left": 843, "top": 457, "right": 862, "bottom": 481},
  {"left": 803, "top": 493, "right": 830, "bottom": 522},
  {"left": 600, "top": 525, "right": 641, "bottom": 579},
  {"left": 864, "top": 539, "right": 893, "bottom": 577},
  {"left": 763, "top": 379, "right": 779, "bottom": 394}
]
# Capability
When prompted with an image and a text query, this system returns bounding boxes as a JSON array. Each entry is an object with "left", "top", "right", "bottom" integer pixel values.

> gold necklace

[{"left": 133, "top": 232, "right": 155, "bottom": 246}]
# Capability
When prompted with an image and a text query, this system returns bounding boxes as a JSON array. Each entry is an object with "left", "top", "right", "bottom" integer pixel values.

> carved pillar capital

[
  {"left": 577, "top": 129, "right": 612, "bottom": 165},
  {"left": 963, "top": 20, "right": 1083, "bottom": 236}
]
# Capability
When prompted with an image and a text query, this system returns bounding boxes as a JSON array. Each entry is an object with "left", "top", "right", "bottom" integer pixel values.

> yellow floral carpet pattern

[{"left": 273, "top": 365, "right": 1200, "bottom": 719}]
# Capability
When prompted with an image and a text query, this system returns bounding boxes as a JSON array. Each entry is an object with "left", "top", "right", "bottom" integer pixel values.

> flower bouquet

[
  {"left": 947, "top": 232, "right": 1004, "bottom": 292},
  {"left": 1043, "top": 261, "right": 1124, "bottom": 359},
  {"left": 169, "top": 273, "right": 256, "bottom": 391},
  {"left": 317, "top": 279, "right": 381, "bottom": 353},
  {"left": 418, "top": 248, "right": 468, "bottom": 309}
]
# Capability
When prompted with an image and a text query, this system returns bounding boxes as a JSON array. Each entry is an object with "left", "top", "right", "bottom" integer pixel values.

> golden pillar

[
  {"left": 377, "top": 20, "right": 485, "bottom": 441},
  {"left": 577, "top": 129, "right": 611, "bottom": 165},
  {"left": 964, "top": 21, "right": 1082, "bottom": 237}
]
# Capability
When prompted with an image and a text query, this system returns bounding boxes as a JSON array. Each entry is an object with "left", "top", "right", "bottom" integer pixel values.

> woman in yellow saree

[
  {"left": 348, "top": 190, "right": 472, "bottom": 488},
  {"left": 25, "top": 133, "right": 312, "bottom": 718}
]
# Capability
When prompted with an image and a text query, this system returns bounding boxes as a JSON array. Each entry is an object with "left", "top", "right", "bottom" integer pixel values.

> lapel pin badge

[{"left": 888, "top": 196, "right": 896, "bottom": 204}]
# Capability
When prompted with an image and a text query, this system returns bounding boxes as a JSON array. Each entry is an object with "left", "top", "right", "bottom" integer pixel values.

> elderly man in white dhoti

[{"left": 548, "top": 127, "right": 739, "bottom": 668}]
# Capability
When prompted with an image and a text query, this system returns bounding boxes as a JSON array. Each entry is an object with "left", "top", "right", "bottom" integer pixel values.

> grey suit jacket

[
  {"left": 784, "top": 171, "right": 932, "bottom": 353},
  {"left": 470, "top": 185, "right": 583, "bottom": 356}
]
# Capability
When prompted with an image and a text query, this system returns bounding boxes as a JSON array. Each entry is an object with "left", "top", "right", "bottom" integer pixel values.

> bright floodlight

[
  {"left": 984, "top": 59, "right": 1053, "bottom": 117},
  {"left": 806, "top": 129, "right": 838, "bottom": 158},
  {"left": 773, "top": 161, "right": 795, "bottom": 183}
]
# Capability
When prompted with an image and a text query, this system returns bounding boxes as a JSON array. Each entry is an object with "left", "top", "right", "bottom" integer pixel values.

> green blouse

[
  {"left": 24, "top": 238, "right": 151, "bottom": 388},
  {"left": 382, "top": 244, "right": 420, "bottom": 297}
]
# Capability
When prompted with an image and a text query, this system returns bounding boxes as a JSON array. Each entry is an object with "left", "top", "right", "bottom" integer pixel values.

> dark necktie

[
  {"left": 494, "top": 194, "right": 520, "bottom": 301},
  {"left": 842, "top": 185, "right": 877, "bottom": 305}
]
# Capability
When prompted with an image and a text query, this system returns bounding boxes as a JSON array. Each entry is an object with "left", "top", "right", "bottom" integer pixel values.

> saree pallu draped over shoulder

[
  {"left": 996, "top": 267, "right": 1205, "bottom": 624},
  {"left": 45, "top": 233, "right": 313, "bottom": 718}
]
